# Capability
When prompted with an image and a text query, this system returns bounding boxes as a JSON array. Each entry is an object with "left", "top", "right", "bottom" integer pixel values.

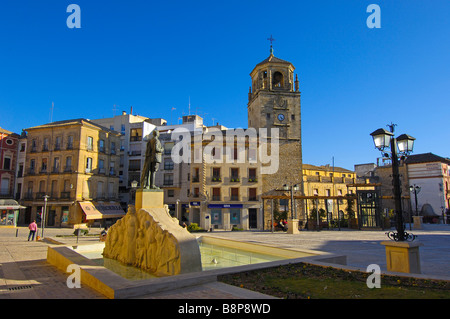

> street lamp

[
  {"left": 370, "top": 123, "right": 416, "bottom": 242},
  {"left": 41, "top": 194, "right": 50, "bottom": 239},
  {"left": 409, "top": 185, "right": 421, "bottom": 216},
  {"left": 283, "top": 184, "right": 299, "bottom": 220}
]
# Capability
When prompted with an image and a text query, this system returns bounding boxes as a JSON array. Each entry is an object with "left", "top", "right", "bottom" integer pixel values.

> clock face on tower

[{"left": 277, "top": 113, "right": 285, "bottom": 122}]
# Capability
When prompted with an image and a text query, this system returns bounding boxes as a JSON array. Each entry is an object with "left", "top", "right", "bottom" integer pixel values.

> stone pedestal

[
  {"left": 103, "top": 188, "right": 202, "bottom": 276},
  {"left": 381, "top": 241, "right": 423, "bottom": 274},
  {"left": 135, "top": 189, "right": 164, "bottom": 212},
  {"left": 413, "top": 216, "right": 423, "bottom": 230},
  {"left": 287, "top": 219, "right": 300, "bottom": 234}
]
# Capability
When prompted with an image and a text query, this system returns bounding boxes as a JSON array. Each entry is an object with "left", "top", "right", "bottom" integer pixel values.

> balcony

[
  {"left": 60, "top": 192, "right": 71, "bottom": 199},
  {"left": 212, "top": 195, "right": 221, "bottom": 201},
  {"left": 64, "top": 166, "right": 72, "bottom": 173}
]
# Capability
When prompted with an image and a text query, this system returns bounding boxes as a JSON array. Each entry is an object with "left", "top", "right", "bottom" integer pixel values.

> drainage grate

[{"left": 8, "top": 285, "right": 33, "bottom": 291}]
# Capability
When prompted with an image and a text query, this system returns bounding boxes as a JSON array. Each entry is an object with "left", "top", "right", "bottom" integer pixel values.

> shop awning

[
  {"left": 79, "top": 202, "right": 103, "bottom": 220},
  {"left": 0, "top": 199, "right": 26, "bottom": 210},
  {"left": 79, "top": 201, "right": 126, "bottom": 220},
  {"left": 94, "top": 202, "right": 126, "bottom": 219}
]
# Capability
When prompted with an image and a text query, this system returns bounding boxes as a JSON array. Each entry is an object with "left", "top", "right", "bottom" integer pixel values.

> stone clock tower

[{"left": 248, "top": 45, "right": 304, "bottom": 230}]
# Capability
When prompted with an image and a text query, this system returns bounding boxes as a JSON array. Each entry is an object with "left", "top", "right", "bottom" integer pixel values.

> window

[
  {"left": 55, "top": 136, "right": 61, "bottom": 150},
  {"left": 110, "top": 142, "right": 116, "bottom": 155},
  {"left": 43, "top": 138, "right": 49, "bottom": 151},
  {"left": 31, "top": 139, "right": 37, "bottom": 152},
  {"left": 249, "top": 168, "right": 257, "bottom": 182},
  {"left": 51, "top": 180, "right": 58, "bottom": 198},
  {"left": 230, "top": 208, "right": 240, "bottom": 224},
  {"left": 53, "top": 157, "right": 60, "bottom": 173},
  {"left": 164, "top": 159, "right": 174, "bottom": 170},
  {"left": 20, "top": 143, "right": 26, "bottom": 152},
  {"left": 86, "top": 157, "right": 93, "bottom": 173},
  {"left": 17, "top": 164, "right": 24, "bottom": 177},
  {"left": 164, "top": 174, "right": 173, "bottom": 186},
  {"left": 248, "top": 147, "right": 257, "bottom": 163},
  {"left": 193, "top": 187, "right": 199, "bottom": 197},
  {"left": 249, "top": 188, "right": 257, "bottom": 201},
  {"left": 0, "top": 178, "right": 10, "bottom": 195},
  {"left": 212, "top": 187, "right": 221, "bottom": 201},
  {"left": 97, "top": 181, "right": 104, "bottom": 198},
  {"left": 326, "top": 189, "right": 331, "bottom": 197},
  {"left": 29, "top": 159, "right": 35, "bottom": 173},
  {"left": 98, "top": 159, "right": 105, "bottom": 173},
  {"left": 230, "top": 188, "right": 239, "bottom": 201},
  {"left": 67, "top": 135, "right": 74, "bottom": 149},
  {"left": 273, "top": 71, "right": 284, "bottom": 88},
  {"left": 167, "top": 189, "right": 174, "bottom": 198},
  {"left": 130, "top": 128, "right": 142, "bottom": 142},
  {"left": 65, "top": 156, "right": 72, "bottom": 172},
  {"left": 41, "top": 158, "right": 48, "bottom": 172},
  {"left": 212, "top": 168, "right": 221, "bottom": 181},
  {"left": 121, "top": 124, "right": 125, "bottom": 134},
  {"left": 129, "top": 159, "right": 140, "bottom": 171},
  {"left": 109, "top": 161, "right": 115, "bottom": 175},
  {"left": 99, "top": 139, "right": 105, "bottom": 153},
  {"left": 164, "top": 142, "right": 174, "bottom": 155},
  {"left": 231, "top": 168, "right": 239, "bottom": 181},
  {"left": 313, "top": 188, "right": 319, "bottom": 196},
  {"left": 3, "top": 156, "right": 11, "bottom": 170},
  {"left": 87, "top": 136, "right": 93, "bottom": 151}
]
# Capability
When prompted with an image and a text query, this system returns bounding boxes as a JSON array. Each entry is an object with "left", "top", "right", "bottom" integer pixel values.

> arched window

[{"left": 273, "top": 71, "right": 284, "bottom": 88}]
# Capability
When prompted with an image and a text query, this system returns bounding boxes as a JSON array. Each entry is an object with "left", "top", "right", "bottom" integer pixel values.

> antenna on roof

[{"left": 188, "top": 96, "right": 191, "bottom": 115}]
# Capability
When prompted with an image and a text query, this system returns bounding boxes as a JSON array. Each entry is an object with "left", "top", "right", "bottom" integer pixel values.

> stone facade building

[
  {"left": 21, "top": 119, "right": 124, "bottom": 227},
  {"left": 247, "top": 47, "right": 304, "bottom": 229}
]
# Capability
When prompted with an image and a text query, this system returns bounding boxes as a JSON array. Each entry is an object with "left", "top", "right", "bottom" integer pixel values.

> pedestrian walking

[{"left": 28, "top": 220, "right": 37, "bottom": 241}]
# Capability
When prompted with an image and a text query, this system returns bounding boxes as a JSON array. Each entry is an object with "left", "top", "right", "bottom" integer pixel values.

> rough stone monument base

[
  {"left": 287, "top": 219, "right": 300, "bottom": 234},
  {"left": 381, "top": 241, "right": 423, "bottom": 274},
  {"left": 103, "top": 189, "right": 202, "bottom": 276}
]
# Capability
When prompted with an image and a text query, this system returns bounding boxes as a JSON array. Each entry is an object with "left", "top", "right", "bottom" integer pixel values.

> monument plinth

[
  {"left": 135, "top": 189, "right": 164, "bottom": 212},
  {"left": 381, "top": 240, "right": 423, "bottom": 274},
  {"left": 103, "top": 189, "right": 202, "bottom": 276}
]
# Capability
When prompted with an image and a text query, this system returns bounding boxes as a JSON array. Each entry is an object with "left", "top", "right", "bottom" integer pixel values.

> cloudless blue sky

[{"left": 0, "top": 1, "right": 449, "bottom": 170}]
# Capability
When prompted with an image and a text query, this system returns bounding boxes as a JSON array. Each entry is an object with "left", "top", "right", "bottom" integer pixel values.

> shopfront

[
  {"left": 79, "top": 201, "right": 126, "bottom": 227},
  {"left": 0, "top": 199, "right": 25, "bottom": 227},
  {"left": 208, "top": 204, "right": 243, "bottom": 230}
]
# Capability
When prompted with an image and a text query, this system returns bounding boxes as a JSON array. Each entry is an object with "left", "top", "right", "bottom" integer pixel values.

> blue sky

[{"left": 0, "top": 1, "right": 449, "bottom": 170}]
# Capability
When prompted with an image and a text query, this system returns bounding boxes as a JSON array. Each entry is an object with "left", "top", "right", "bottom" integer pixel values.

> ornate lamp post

[
  {"left": 409, "top": 185, "right": 421, "bottom": 216},
  {"left": 283, "top": 184, "right": 299, "bottom": 220},
  {"left": 370, "top": 124, "right": 416, "bottom": 242}
]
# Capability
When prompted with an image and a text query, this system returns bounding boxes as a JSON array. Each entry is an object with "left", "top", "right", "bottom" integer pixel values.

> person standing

[{"left": 28, "top": 220, "right": 37, "bottom": 241}]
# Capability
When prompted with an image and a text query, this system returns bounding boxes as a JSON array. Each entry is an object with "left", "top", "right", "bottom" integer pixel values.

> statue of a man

[{"left": 140, "top": 130, "right": 163, "bottom": 189}]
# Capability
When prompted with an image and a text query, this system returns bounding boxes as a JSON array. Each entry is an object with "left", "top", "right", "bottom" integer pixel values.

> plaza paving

[{"left": 0, "top": 224, "right": 449, "bottom": 299}]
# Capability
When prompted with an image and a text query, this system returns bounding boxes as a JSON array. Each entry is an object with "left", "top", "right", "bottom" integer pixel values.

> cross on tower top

[{"left": 267, "top": 35, "right": 275, "bottom": 55}]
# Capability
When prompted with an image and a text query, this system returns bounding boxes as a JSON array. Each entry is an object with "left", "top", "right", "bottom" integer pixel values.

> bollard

[{"left": 16, "top": 228, "right": 19, "bottom": 237}]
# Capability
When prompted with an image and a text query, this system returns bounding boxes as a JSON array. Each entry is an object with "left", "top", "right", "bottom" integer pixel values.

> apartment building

[{"left": 21, "top": 119, "right": 124, "bottom": 227}]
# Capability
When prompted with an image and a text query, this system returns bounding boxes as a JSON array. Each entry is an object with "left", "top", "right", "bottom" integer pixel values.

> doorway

[
  {"left": 248, "top": 208, "right": 258, "bottom": 229},
  {"left": 357, "top": 190, "right": 382, "bottom": 228}
]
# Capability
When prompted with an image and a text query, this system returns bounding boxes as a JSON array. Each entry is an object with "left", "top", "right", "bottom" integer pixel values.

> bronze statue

[{"left": 140, "top": 130, "right": 163, "bottom": 189}]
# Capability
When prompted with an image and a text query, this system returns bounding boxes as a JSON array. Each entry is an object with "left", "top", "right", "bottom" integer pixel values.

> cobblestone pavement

[{"left": 1, "top": 224, "right": 449, "bottom": 299}]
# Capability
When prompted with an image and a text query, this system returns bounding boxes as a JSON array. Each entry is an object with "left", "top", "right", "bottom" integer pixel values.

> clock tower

[
  {"left": 248, "top": 44, "right": 304, "bottom": 230},
  {"left": 247, "top": 46, "right": 301, "bottom": 141}
]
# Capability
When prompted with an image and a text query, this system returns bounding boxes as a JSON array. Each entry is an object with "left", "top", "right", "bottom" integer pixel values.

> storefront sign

[{"left": 208, "top": 204, "right": 243, "bottom": 209}]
